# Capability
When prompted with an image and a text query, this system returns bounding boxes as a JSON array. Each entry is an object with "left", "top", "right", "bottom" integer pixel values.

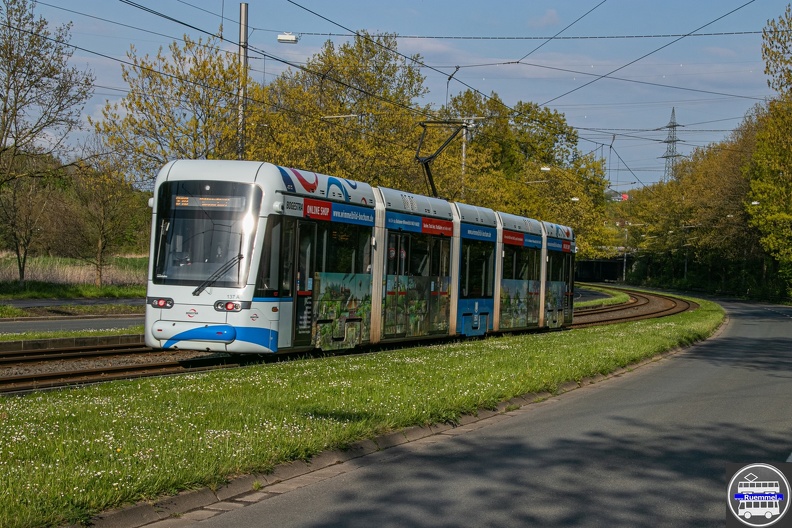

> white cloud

[{"left": 529, "top": 9, "right": 560, "bottom": 29}]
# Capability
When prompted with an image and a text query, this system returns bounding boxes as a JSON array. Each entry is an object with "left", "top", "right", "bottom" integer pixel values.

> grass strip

[
  {"left": 0, "top": 304, "right": 144, "bottom": 320},
  {"left": 0, "top": 297, "right": 723, "bottom": 527},
  {"left": 575, "top": 284, "right": 629, "bottom": 308},
  {"left": 0, "top": 281, "right": 145, "bottom": 300}
]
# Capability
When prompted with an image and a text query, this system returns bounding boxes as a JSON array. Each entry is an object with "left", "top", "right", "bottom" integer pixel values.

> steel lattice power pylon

[{"left": 660, "top": 107, "right": 682, "bottom": 181}]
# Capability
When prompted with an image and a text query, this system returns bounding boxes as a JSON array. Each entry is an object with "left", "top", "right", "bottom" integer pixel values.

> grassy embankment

[
  {"left": 0, "top": 295, "right": 724, "bottom": 527},
  {"left": 0, "top": 256, "right": 147, "bottom": 341},
  {"left": 0, "top": 256, "right": 147, "bottom": 291}
]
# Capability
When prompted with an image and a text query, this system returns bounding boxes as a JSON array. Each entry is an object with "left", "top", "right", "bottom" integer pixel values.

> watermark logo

[{"left": 727, "top": 463, "right": 790, "bottom": 526}]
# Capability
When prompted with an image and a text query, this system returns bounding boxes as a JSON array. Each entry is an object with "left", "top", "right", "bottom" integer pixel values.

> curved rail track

[
  {"left": 571, "top": 289, "right": 694, "bottom": 328},
  {"left": 0, "top": 289, "right": 695, "bottom": 394}
]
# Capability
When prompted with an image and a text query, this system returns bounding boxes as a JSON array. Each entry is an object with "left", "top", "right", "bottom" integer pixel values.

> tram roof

[
  {"left": 455, "top": 202, "right": 498, "bottom": 228},
  {"left": 498, "top": 212, "right": 543, "bottom": 235},
  {"left": 377, "top": 187, "right": 454, "bottom": 220},
  {"left": 543, "top": 221, "right": 575, "bottom": 241},
  {"left": 159, "top": 159, "right": 266, "bottom": 184}
]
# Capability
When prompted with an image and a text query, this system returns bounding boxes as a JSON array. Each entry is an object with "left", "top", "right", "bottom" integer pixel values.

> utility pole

[{"left": 237, "top": 3, "right": 248, "bottom": 160}]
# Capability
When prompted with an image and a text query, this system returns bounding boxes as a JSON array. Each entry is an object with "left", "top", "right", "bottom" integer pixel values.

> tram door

[
  {"left": 294, "top": 220, "right": 317, "bottom": 347},
  {"left": 383, "top": 232, "right": 408, "bottom": 337}
]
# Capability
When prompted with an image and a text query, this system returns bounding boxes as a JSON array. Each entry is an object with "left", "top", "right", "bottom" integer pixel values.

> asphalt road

[
  {"left": 193, "top": 298, "right": 792, "bottom": 528},
  {"left": 0, "top": 297, "right": 144, "bottom": 335}
]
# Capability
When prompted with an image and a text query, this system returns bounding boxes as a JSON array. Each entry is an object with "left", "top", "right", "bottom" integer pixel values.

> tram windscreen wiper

[{"left": 192, "top": 254, "right": 244, "bottom": 296}]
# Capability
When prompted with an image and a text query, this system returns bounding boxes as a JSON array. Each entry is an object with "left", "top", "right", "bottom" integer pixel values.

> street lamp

[{"left": 277, "top": 32, "right": 299, "bottom": 44}]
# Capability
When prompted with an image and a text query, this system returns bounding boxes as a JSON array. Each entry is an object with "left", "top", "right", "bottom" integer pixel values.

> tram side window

[
  {"left": 503, "top": 246, "right": 541, "bottom": 281},
  {"left": 503, "top": 246, "right": 518, "bottom": 280},
  {"left": 461, "top": 240, "right": 494, "bottom": 298},
  {"left": 525, "top": 249, "right": 541, "bottom": 280},
  {"left": 409, "top": 234, "right": 430, "bottom": 276},
  {"left": 317, "top": 222, "right": 372, "bottom": 274},
  {"left": 430, "top": 237, "right": 451, "bottom": 277},
  {"left": 255, "top": 216, "right": 281, "bottom": 298},
  {"left": 547, "top": 252, "right": 565, "bottom": 282}
]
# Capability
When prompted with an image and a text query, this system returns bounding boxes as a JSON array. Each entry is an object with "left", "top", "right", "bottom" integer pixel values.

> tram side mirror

[{"left": 148, "top": 197, "right": 154, "bottom": 208}]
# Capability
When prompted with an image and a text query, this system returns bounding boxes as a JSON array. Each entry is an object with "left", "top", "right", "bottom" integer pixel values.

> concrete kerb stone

[
  {"left": 557, "top": 380, "right": 580, "bottom": 393},
  {"left": 401, "top": 425, "right": 434, "bottom": 442},
  {"left": 374, "top": 430, "right": 409, "bottom": 449},
  {"left": 305, "top": 448, "right": 349, "bottom": 469},
  {"left": 179, "top": 509, "right": 220, "bottom": 522},
  {"left": 527, "top": 391, "right": 553, "bottom": 402},
  {"left": 234, "top": 491, "right": 276, "bottom": 503},
  {"left": 267, "top": 459, "right": 313, "bottom": 483},
  {"left": 92, "top": 503, "right": 161, "bottom": 528},
  {"left": 153, "top": 488, "right": 218, "bottom": 518},
  {"left": 475, "top": 409, "right": 499, "bottom": 421},
  {"left": 332, "top": 438, "right": 379, "bottom": 461},
  {"left": 428, "top": 422, "right": 454, "bottom": 434},
  {"left": 204, "top": 501, "right": 247, "bottom": 511},
  {"left": 581, "top": 373, "right": 607, "bottom": 385},
  {"left": 457, "top": 413, "right": 480, "bottom": 426},
  {"left": 213, "top": 474, "right": 262, "bottom": 502}
]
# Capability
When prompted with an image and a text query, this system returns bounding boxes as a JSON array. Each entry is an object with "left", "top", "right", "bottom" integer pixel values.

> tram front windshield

[{"left": 152, "top": 180, "right": 261, "bottom": 288}]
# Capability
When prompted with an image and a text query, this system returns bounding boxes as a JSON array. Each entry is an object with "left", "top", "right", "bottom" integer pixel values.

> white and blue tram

[{"left": 145, "top": 160, "right": 575, "bottom": 354}]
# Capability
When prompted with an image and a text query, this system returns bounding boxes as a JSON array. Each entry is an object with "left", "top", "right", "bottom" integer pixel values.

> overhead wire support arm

[{"left": 415, "top": 120, "right": 467, "bottom": 198}]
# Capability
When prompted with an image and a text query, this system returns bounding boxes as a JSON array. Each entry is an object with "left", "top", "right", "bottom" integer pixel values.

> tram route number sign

[{"left": 174, "top": 195, "right": 246, "bottom": 210}]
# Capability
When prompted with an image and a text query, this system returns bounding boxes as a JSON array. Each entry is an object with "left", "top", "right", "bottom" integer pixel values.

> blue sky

[{"left": 35, "top": 0, "right": 787, "bottom": 189}]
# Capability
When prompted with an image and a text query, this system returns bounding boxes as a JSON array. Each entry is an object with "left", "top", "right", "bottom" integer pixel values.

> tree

[
  {"left": 746, "top": 7, "right": 792, "bottom": 296},
  {"left": 246, "top": 32, "right": 429, "bottom": 191},
  {"left": 53, "top": 160, "right": 147, "bottom": 287},
  {"left": 0, "top": 155, "right": 62, "bottom": 281},
  {"left": 746, "top": 96, "right": 792, "bottom": 290},
  {"left": 762, "top": 4, "right": 792, "bottom": 94},
  {"left": 92, "top": 35, "right": 241, "bottom": 188},
  {"left": 437, "top": 89, "right": 610, "bottom": 257},
  {"left": 623, "top": 104, "right": 784, "bottom": 297},
  {"left": 0, "top": 0, "right": 94, "bottom": 187}
]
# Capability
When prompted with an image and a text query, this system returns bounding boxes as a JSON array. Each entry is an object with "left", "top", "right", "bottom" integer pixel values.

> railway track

[
  {"left": 571, "top": 289, "right": 694, "bottom": 328},
  {"left": 0, "top": 342, "right": 151, "bottom": 365},
  {"left": 0, "top": 350, "right": 257, "bottom": 394},
  {"left": 0, "top": 289, "right": 694, "bottom": 394}
]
